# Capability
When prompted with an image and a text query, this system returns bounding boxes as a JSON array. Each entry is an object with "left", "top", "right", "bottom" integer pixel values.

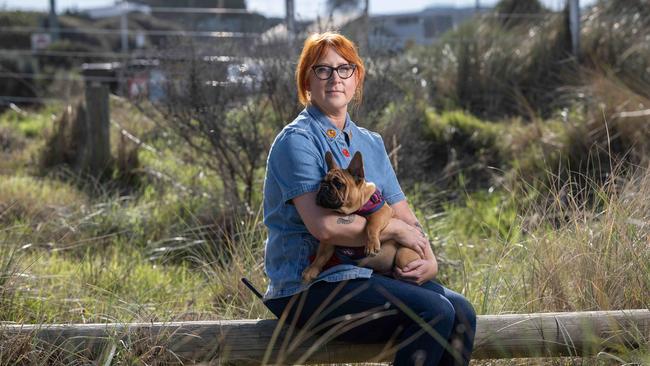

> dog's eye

[{"left": 333, "top": 179, "right": 344, "bottom": 189}]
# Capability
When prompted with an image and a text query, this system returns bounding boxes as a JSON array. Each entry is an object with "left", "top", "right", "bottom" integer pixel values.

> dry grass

[
  {"left": 1, "top": 33, "right": 649, "bottom": 364},
  {"left": 524, "top": 161, "right": 650, "bottom": 312}
]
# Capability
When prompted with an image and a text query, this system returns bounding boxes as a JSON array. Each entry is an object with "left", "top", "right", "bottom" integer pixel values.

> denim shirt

[{"left": 262, "top": 105, "right": 406, "bottom": 300}]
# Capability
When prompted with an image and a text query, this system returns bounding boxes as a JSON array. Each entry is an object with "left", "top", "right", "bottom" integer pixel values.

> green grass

[
  {"left": 0, "top": 103, "right": 59, "bottom": 139},
  {"left": 1, "top": 97, "right": 648, "bottom": 364},
  {"left": 1, "top": 1, "right": 649, "bottom": 363},
  {"left": 3, "top": 247, "right": 219, "bottom": 324}
]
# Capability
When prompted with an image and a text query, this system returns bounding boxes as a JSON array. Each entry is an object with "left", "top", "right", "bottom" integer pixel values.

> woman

[{"left": 262, "top": 32, "right": 476, "bottom": 366}]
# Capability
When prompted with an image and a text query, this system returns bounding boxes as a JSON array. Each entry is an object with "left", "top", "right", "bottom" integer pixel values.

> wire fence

[
  {"left": 0, "top": 26, "right": 259, "bottom": 38},
  {"left": 0, "top": 2, "right": 627, "bottom": 108},
  {"left": 0, "top": 96, "right": 69, "bottom": 105},
  {"left": 0, "top": 49, "right": 247, "bottom": 60},
  {"left": 2, "top": 1, "right": 641, "bottom": 205}
]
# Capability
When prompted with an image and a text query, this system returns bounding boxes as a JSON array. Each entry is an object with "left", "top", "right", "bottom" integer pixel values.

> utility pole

[
  {"left": 48, "top": 0, "right": 59, "bottom": 42},
  {"left": 286, "top": 0, "right": 295, "bottom": 42},
  {"left": 120, "top": 1, "right": 129, "bottom": 96},
  {"left": 362, "top": 0, "right": 369, "bottom": 54},
  {"left": 568, "top": 0, "right": 580, "bottom": 60},
  {"left": 120, "top": 1, "right": 129, "bottom": 55}
]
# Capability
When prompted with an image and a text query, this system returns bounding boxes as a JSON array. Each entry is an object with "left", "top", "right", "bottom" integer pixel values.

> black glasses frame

[{"left": 311, "top": 64, "right": 357, "bottom": 80}]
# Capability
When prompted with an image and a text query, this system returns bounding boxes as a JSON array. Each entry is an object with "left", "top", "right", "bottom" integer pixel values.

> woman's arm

[
  {"left": 391, "top": 200, "right": 438, "bottom": 284},
  {"left": 293, "top": 192, "right": 428, "bottom": 257},
  {"left": 391, "top": 200, "right": 426, "bottom": 237},
  {"left": 293, "top": 191, "right": 368, "bottom": 245}
]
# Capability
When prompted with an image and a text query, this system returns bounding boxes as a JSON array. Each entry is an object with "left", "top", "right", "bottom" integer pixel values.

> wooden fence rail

[{"left": 2, "top": 310, "right": 648, "bottom": 364}]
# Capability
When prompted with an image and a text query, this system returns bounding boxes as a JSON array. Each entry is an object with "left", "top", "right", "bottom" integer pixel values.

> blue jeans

[{"left": 265, "top": 274, "right": 476, "bottom": 366}]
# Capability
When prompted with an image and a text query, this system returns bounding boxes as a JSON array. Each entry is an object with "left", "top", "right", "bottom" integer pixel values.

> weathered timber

[
  {"left": 83, "top": 83, "right": 111, "bottom": 177},
  {"left": 1, "top": 310, "right": 648, "bottom": 364}
]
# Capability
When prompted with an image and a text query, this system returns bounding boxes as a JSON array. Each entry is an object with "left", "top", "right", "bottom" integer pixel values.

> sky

[{"left": 1, "top": 0, "right": 597, "bottom": 19}]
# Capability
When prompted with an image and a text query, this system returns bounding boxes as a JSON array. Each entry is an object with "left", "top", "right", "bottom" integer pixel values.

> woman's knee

[
  {"left": 420, "top": 282, "right": 475, "bottom": 327},
  {"left": 438, "top": 298, "right": 458, "bottom": 332},
  {"left": 414, "top": 293, "right": 457, "bottom": 332},
  {"left": 446, "top": 291, "right": 477, "bottom": 330},
  {"left": 463, "top": 299, "right": 477, "bottom": 327}
]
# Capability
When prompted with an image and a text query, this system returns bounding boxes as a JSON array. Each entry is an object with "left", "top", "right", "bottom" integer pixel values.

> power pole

[
  {"left": 286, "top": 0, "right": 295, "bottom": 41},
  {"left": 120, "top": 1, "right": 129, "bottom": 96},
  {"left": 358, "top": 0, "right": 369, "bottom": 54},
  {"left": 48, "top": 0, "right": 59, "bottom": 42},
  {"left": 568, "top": 0, "right": 580, "bottom": 60},
  {"left": 120, "top": 1, "right": 129, "bottom": 55}
]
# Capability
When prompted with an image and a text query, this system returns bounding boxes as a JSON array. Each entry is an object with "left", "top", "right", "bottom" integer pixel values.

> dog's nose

[{"left": 316, "top": 186, "right": 342, "bottom": 209}]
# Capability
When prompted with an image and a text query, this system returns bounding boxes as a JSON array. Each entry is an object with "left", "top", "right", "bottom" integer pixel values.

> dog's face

[{"left": 316, "top": 151, "right": 376, "bottom": 214}]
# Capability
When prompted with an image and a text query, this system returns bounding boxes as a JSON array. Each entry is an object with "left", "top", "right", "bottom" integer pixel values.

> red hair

[{"left": 295, "top": 32, "right": 365, "bottom": 107}]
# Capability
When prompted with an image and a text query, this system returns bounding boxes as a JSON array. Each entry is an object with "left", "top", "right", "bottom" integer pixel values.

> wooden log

[{"left": 1, "top": 310, "right": 648, "bottom": 364}]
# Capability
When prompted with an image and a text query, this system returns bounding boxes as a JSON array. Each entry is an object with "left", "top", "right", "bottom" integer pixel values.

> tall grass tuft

[
  {"left": 581, "top": 0, "right": 650, "bottom": 97},
  {"left": 183, "top": 205, "right": 270, "bottom": 319},
  {"left": 523, "top": 160, "right": 650, "bottom": 312},
  {"left": 0, "top": 232, "right": 23, "bottom": 320}
]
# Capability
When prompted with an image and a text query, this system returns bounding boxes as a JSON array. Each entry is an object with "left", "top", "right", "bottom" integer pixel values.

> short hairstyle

[{"left": 295, "top": 32, "right": 365, "bottom": 107}]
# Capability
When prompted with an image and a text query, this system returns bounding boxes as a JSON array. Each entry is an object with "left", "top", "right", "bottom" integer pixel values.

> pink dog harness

[{"left": 355, "top": 189, "right": 385, "bottom": 216}]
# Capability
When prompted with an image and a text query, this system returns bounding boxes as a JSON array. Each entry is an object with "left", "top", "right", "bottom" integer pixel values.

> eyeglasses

[{"left": 311, "top": 64, "right": 357, "bottom": 80}]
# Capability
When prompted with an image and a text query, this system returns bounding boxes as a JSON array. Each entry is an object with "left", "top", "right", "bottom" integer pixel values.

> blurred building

[
  {"left": 367, "top": 6, "right": 487, "bottom": 50},
  {"left": 84, "top": 2, "right": 151, "bottom": 19},
  {"left": 259, "top": 6, "right": 490, "bottom": 53}
]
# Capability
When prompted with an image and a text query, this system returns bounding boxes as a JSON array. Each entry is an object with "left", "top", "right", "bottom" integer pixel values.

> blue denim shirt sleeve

[
  {"left": 267, "top": 129, "right": 324, "bottom": 203},
  {"left": 375, "top": 133, "right": 406, "bottom": 205}
]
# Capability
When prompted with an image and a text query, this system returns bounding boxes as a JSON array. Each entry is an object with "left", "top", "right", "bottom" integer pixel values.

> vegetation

[{"left": 0, "top": 0, "right": 649, "bottom": 364}]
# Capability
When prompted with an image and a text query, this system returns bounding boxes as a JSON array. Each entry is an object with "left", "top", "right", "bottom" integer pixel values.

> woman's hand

[
  {"left": 394, "top": 258, "right": 438, "bottom": 285},
  {"left": 383, "top": 218, "right": 428, "bottom": 258}
]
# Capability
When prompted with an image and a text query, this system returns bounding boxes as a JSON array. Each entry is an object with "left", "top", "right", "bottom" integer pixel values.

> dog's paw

[
  {"left": 365, "top": 240, "right": 381, "bottom": 257},
  {"left": 302, "top": 266, "right": 320, "bottom": 283}
]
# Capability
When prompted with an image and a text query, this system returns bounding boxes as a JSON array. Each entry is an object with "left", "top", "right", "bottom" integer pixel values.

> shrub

[
  {"left": 581, "top": 0, "right": 650, "bottom": 97},
  {"left": 39, "top": 97, "right": 142, "bottom": 191},
  {"left": 424, "top": 109, "right": 506, "bottom": 189},
  {"left": 411, "top": 4, "right": 573, "bottom": 120},
  {"left": 494, "top": 0, "right": 545, "bottom": 29}
]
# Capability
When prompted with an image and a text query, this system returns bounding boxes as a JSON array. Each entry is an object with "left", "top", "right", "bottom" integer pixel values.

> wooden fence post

[{"left": 83, "top": 82, "right": 111, "bottom": 178}]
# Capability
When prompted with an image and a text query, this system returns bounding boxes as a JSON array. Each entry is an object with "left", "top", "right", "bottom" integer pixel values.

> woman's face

[{"left": 307, "top": 47, "right": 358, "bottom": 117}]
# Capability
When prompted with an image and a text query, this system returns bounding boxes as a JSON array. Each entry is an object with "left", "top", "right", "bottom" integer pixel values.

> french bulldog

[{"left": 302, "top": 151, "right": 421, "bottom": 283}]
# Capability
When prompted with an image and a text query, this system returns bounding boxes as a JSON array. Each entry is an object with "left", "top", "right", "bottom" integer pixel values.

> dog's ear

[
  {"left": 325, "top": 151, "right": 338, "bottom": 171},
  {"left": 347, "top": 151, "right": 365, "bottom": 181}
]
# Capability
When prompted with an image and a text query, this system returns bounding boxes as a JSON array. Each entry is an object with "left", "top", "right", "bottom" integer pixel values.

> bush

[
  {"left": 498, "top": 66, "right": 649, "bottom": 201},
  {"left": 581, "top": 0, "right": 650, "bottom": 97},
  {"left": 39, "top": 96, "right": 142, "bottom": 191},
  {"left": 0, "top": 11, "right": 41, "bottom": 50},
  {"left": 494, "top": 0, "right": 545, "bottom": 29},
  {"left": 424, "top": 109, "right": 506, "bottom": 189},
  {"left": 410, "top": 4, "right": 573, "bottom": 119}
]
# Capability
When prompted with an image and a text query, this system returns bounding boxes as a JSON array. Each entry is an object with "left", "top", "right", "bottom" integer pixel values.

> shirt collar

[{"left": 306, "top": 104, "right": 355, "bottom": 141}]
